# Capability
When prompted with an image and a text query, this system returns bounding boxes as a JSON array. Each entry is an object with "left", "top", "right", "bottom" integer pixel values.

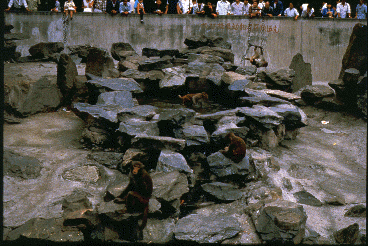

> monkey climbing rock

[{"left": 219, "top": 132, "right": 247, "bottom": 163}]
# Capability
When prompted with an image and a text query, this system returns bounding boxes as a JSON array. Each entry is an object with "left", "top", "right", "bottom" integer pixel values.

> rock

[
  {"left": 268, "top": 104, "right": 307, "bottom": 128},
  {"left": 142, "top": 218, "right": 175, "bottom": 243},
  {"left": 259, "top": 67, "right": 295, "bottom": 91},
  {"left": 87, "top": 152, "right": 124, "bottom": 170},
  {"left": 244, "top": 88, "right": 269, "bottom": 97},
  {"left": 207, "top": 152, "right": 251, "bottom": 178},
  {"left": 97, "top": 91, "right": 135, "bottom": 109},
  {"left": 119, "top": 148, "right": 152, "bottom": 173},
  {"left": 6, "top": 76, "right": 62, "bottom": 116},
  {"left": 247, "top": 148, "right": 279, "bottom": 181},
  {"left": 206, "top": 63, "right": 226, "bottom": 86},
  {"left": 186, "top": 61, "right": 213, "bottom": 76},
  {"left": 338, "top": 23, "right": 367, "bottom": 79},
  {"left": 6, "top": 218, "right": 84, "bottom": 242},
  {"left": 62, "top": 190, "right": 93, "bottom": 220},
  {"left": 118, "top": 60, "right": 139, "bottom": 72},
  {"left": 117, "top": 105, "right": 158, "bottom": 122},
  {"left": 68, "top": 44, "right": 93, "bottom": 62},
  {"left": 105, "top": 174, "right": 130, "bottom": 198},
  {"left": 57, "top": 54, "right": 78, "bottom": 105},
  {"left": 357, "top": 73, "right": 367, "bottom": 118},
  {"left": 157, "top": 108, "right": 196, "bottom": 135},
  {"left": 62, "top": 165, "right": 100, "bottom": 183},
  {"left": 289, "top": 53, "right": 313, "bottom": 92},
  {"left": 120, "top": 69, "right": 148, "bottom": 81},
  {"left": 138, "top": 57, "right": 172, "bottom": 71},
  {"left": 235, "top": 66, "right": 257, "bottom": 76},
  {"left": 142, "top": 47, "right": 161, "bottom": 57},
  {"left": 82, "top": 126, "right": 111, "bottom": 146},
  {"left": 282, "top": 177, "right": 293, "bottom": 191},
  {"left": 334, "top": 223, "right": 360, "bottom": 244},
  {"left": 344, "top": 205, "right": 366, "bottom": 217},
  {"left": 85, "top": 47, "right": 115, "bottom": 78},
  {"left": 174, "top": 213, "right": 241, "bottom": 243},
  {"left": 237, "top": 105, "right": 284, "bottom": 129},
  {"left": 156, "top": 150, "right": 193, "bottom": 173},
  {"left": 3, "top": 150, "right": 43, "bottom": 180},
  {"left": 131, "top": 135, "right": 186, "bottom": 152},
  {"left": 202, "top": 182, "right": 243, "bottom": 201},
  {"left": 188, "top": 53, "right": 224, "bottom": 64},
  {"left": 258, "top": 128, "right": 279, "bottom": 149},
  {"left": 261, "top": 89, "right": 301, "bottom": 101},
  {"left": 151, "top": 171, "right": 189, "bottom": 202},
  {"left": 238, "top": 96, "right": 290, "bottom": 107},
  {"left": 110, "top": 42, "right": 136, "bottom": 61},
  {"left": 159, "top": 66, "right": 186, "bottom": 89},
  {"left": 201, "top": 47, "right": 234, "bottom": 63},
  {"left": 118, "top": 118, "right": 159, "bottom": 137},
  {"left": 228, "top": 79, "right": 250, "bottom": 93},
  {"left": 29, "top": 42, "right": 64, "bottom": 59},
  {"left": 180, "top": 125, "right": 209, "bottom": 146},
  {"left": 147, "top": 70, "right": 165, "bottom": 81},
  {"left": 253, "top": 200, "right": 308, "bottom": 244},
  {"left": 302, "top": 226, "right": 321, "bottom": 244},
  {"left": 4, "top": 40, "right": 19, "bottom": 61},
  {"left": 222, "top": 62, "right": 238, "bottom": 71},
  {"left": 300, "top": 85, "right": 335, "bottom": 103},
  {"left": 222, "top": 71, "right": 248, "bottom": 85},
  {"left": 159, "top": 49, "right": 180, "bottom": 58},
  {"left": 86, "top": 74, "right": 143, "bottom": 93},
  {"left": 211, "top": 125, "right": 249, "bottom": 145},
  {"left": 184, "top": 35, "right": 231, "bottom": 49},
  {"left": 72, "top": 102, "right": 128, "bottom": 123},
  {"left": 293, "top": 190, "right": 323, "bottom": 206},
  {"left": 195, "top": 108, "right": 238, "bottom": 121}
]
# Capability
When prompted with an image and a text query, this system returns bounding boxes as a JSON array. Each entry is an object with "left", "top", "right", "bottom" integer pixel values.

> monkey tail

[
  {"left": 178, "top": 95, "right": 183, "bottom": 99},
  {"left": 139, "top": 205, "right": 149, "bottom": 230}
]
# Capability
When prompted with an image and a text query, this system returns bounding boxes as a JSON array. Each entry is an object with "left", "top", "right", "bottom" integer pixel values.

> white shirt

[
  {"left": 301, "top": 7, "right": 314, "bottom": 17},
  {"left": 321, "top": 2, "right": 327, "bottom": 12},
  {"left": 284, "top": 7, "right": 299, "bottom": 17},
  {"left": 180, "top": 0, "right": 192, "bottom": 13},
  {"left": 243, "top": 3, "right": 251, "bottom": 14},
  {"left": 258, "top": 1, "right": 265, "bottom": 10},
  {"left": 8, "top": 0, "right": 28, "bottom": 8},
  {"left": 231, "top": 1, "right": 244, "bottom": 15},
  {"left": 216, "top": 0, "right": 231, "bottom": 15},
  {"left": 336, "top": 2, "right": 351, "bottom": 18}
]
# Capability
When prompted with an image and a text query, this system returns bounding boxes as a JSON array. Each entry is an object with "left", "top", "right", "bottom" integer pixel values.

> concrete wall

[{"left": 5, "top": 12, "right": 366, "bottom": 82}]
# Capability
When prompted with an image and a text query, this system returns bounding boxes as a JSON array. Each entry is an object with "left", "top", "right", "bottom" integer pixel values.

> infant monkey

[{"left": 220, "top": 132, "right": 247, "bottom": 163}]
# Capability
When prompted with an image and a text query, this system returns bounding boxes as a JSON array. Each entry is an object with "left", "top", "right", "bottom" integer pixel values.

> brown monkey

[
  {"left": 219, "top": 132, "right": 247, "bottom": 163},
  {"left": 114, "top": 161, "right": 153, "bottom": 230},
  {"left": 178, "top": 92, "right": 209, "bottom": 108},
  {"left": 249, "top": 46, "right": 268, "bottom": 68}
]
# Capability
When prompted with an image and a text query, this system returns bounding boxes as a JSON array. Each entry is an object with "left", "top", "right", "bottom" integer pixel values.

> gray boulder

[
  {"left": 334, "top": 223, "right": 360, "bottom": 244},
  {"left": 222, "top": 71, "right": 248, "bottom": 85},
  {"left": 195, "top": 109, "right": 238, "bottom": 121},
  {"left": 142, "top": 218, "right": 175, "bottom": 243},
  {"left": 300, "top": 85, "right": 335, "bottom": 103},
  {"left": 73, "top": 102, "right": 129, "bottom": 123},
  {"left": 344, "top": 205, "right": 366, "bottom": 217},
  {"left": 117, "top": 105, "right": 158, "bottom": 122},
  {"left": 105, "top": 174, "right": 130, "bottom": 198},
  {"left": 85, "top": 47, "right": 115, "bottom": 78},
  {"left": 174, "top": 213, "right": 241, "bottom": 243},
  {"left": 120, "top": 69, "right": 148, "bottom": 82},
  {"left": 67, "top": 44, "right": 93, "bottom": 61},
  {"left": 97, "top": 91, "right": 135, "bottom": 108},
  {"left": 118, "top": 60, "right": 139, "bottom": 72},
  {"left": 118, "top": 118, "right": 159, "bottom": 137},
  {"left": 87, "top": 152, "right": 125, "bottom": 170},
  {"left": 235, "top": 66, "right": 257, "bottom": 76},
  {"left": 3, "top": 150, "right": 43, "bottom": 180},
  {"left": 131, "top": 135, "right": 186, "bottom": 151},
  {"left": 259, "top": 67, "right": 295, "bottom": 91},
  {"left": 268, "top": 104, "right": 308, "bottom": 128},
  {"left": 188, "top": 53, "right": 225, "bottom": 64},
  {"left": 207, "top": 152, "right": 251, "bottom": 178},
  {"left": 201, "top": 182, "right": 243, "bottom": 201},
  {"left": 86, "top": 74, "right": 143, "bottom": 93},
  {"left": 29, "top": 42, "right": 64, "bottom": 59},
  {"left": 293, "top": 190, "right": 323, "bottom": 206},
  {"left": 206, "top": 63, "right": 226, "bottom": 86},
  {"left": 158, "top": 108, "right": 196, "bottom": 132},
  {"left": 211, "top": 124, "right": 249, "bottom": 145},
  {"left": 110, "top": 42, "right": 137, "bottom": 61},
  {"left": 238, "top": 96, "right": 290, "bottom": 107},
  {"left": 289, "top": 53, "right": 312, "bottom": 92},
  {"left": 62, "top": 165, "right": 100, "bottom": 183},
  {"left": 160, "top": 66, "right": 186, "bottom": 89},
  {"left": 181, "top": 125, "right": 209, "bottom": 146},
  {"left": 156, "top": 150, "right": 193, "bottom": 173},
  {"left": 138, "top": 57, "right": 172, "bottom": 71},
  {"left": 57, "top": 54, "right": 78, "bottom": 105},
  {"left": 237, "top": 105, "right": 284, "bottom": 129},
  {"left": 201, "top": 47, "right": 234, "bottom": 63},
  {"left": 253, "top": 200, "right": 308, "bottom": 244},
  {"left": 261, "top": 89, "right": 301, "bottom": 101}
]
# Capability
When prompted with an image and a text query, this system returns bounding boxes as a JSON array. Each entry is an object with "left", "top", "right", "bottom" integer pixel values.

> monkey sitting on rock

[
  {"left": 114, "top": 161, "right": 153, "bottom": 230},
  {"left": 249, "top": 46, "right": 268, "bottom": 68},
  {"left": 220, "top": 132, "right": 247, "bottom": 163},
  {"left": 178, "top": 92, "right": 209, "bottom": 108}
]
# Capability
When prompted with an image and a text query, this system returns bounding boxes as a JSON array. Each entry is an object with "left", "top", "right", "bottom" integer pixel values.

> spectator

[
  {"left": 181, "top": 0, "right": 192, "bottom": 13},
  {"left": 192, "top": 0, "right": 205, "bottom": 15},
  {"left": 166, "top": 0, "right": 181, "bottom": 14},
  {"left": 243, "top": 0, "right": 251, "bottom": 16},
  {"left": 261, "top": 1, "right": 273, "bottom": 16},
  {"left": 300, "top": 3, "right": 314, "bottom": 18},
  {"left": 258, "top": 0, "right": 265, "bottom": 10},
  {"left": 64, "top": 0, "right": 76, "bottom": 19},
  {"left": 143, "top": 0, "right": 155, "bottom": 14},
  {"left": 203, "top": 1, "right": 217, "bottom": 17},
  {"left": 231, "top": 0, "right": 244, "bottom": 15},
  {"left": 336, "top": 0, "right": 351, "bottom": 18},
  {"left": 51, "top": 0, "right": 61, "bottom": 12},
  {"left": 355, "top": 0, "right": 367, "bottom": 19},
  {"left": 5, "top": 0, "right": 30, "bottom": 12},
  {"left": 284, "top": 2, "right": 298, "bottom": 19},
  {"left": 249, "top": 0, "right": 261, "bottom": 17},
  {"left": 320, "top": 1, "right": 327, "bottom": 15},
  {"left": 83, "top": 0, "right": 94, "bottom": 12},
  {"left": 120, "top": 0, "right": 132, "bottom": 15},
  {"left": 322, "top": 2, "right": 335, "bottom": 17},
  {"left": 94, "top": 0, "right": 107, "bottom": 12},
  {"left": 137, "top": 0, "right": 145, "bottom": 22},
  {"left": 153, "top": 0, "right": 167, "bottom": 14},
  {"left": 216, "top": 0, "right": 231, "bottom": 15},
  {"left": 272, "top": 0, "right": 283, "bottom": 16},
  {"left": 106, "top": 0, "right": 120, "bottom": 14}
]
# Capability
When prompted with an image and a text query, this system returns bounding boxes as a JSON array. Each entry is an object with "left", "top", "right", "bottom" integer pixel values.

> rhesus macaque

[
  {"left": 114, "top": 161, "right": 153, "bottom": 230},
  {"left": 249, "top": 46, "right": 268, "bottom": 68},
  {"left": 178, "top": 92, "right": 209, "bottom": 108},
  {"left": 219, "top": 132, "right": 247, "bottom": 163}
]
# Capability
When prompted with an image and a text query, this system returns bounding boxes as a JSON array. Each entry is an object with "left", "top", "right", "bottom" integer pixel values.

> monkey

[
  {"left": 219, "top": 132, "right": 247, "bottom": 163},
  {"left": 178, "top": 92, "right": 209, "bottom": 108},
  {"left": 114, "top": 161, "right": 153, "bottom": 231},
  {"left": 249, "top": 46, "right": 268, "bottom": 68}
]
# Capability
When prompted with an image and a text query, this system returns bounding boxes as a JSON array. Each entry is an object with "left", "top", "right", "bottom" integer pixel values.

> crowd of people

[{"left": 5, "top": 0, "right": 367, "bottom": 20}]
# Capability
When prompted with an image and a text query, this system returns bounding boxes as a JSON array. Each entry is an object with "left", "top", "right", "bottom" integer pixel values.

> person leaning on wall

[{"left": 5, "top": 0, "right": 30, "bottom": 12}]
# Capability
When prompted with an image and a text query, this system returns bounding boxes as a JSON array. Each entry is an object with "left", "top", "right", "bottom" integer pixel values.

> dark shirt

[
  {"left": 262, "top": 6, "right": 273, "bottom": 16},
  {"left": 272, "top": 0, "right": 283, "bottom": 16},
  {"left": 167, "top": 0, "right": 180, "bottom": 14},
  {"left": 154, "top": 2, "right": 167, "bottom": 13},
  {"left": 203, "top": 4, "right": 215, "bottom": 16},
  {"left": 106, "top": 0, "right": 120, "bottom": 13}
]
